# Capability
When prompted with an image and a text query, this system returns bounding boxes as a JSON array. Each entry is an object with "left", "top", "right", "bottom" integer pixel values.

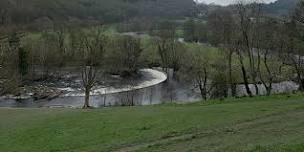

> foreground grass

[{"left": 1, "top": 94, "right": 304, "bottom": 152}]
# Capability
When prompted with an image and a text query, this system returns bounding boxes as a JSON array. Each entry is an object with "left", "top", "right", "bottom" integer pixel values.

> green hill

[
  {"left": 1, "top": 94, "right": 304, "bottom": 151},
  {"left": 0, "top": 0, "right": 195, "bottom": 24},
  {"left": 263, "top": 0, "right": 298, "bottom": 17}
]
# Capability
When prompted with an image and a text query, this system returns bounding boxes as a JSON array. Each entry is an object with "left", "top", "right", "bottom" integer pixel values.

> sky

[{"left": 196, "top": 0, "right": 278, "bottom": 6}]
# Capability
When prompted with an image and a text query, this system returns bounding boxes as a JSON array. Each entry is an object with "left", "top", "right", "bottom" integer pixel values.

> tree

[
  {"left": 207, "top": 8, "right": 237, "bottom": 97},
  {"left": 184, "top": 19, "right": 207, "bottom": 43},
  {"left": 179, "top": 45, "right": 212, "bottom": 100},
  {"left": 281, "top": 20, "right": 304, "bottom": 90},
  {"left": 210, "top": 60, "right": 229, "bottom": 99},
  {"left": 157, "top": 37, "right": 174, "bottom": 74},
  {"left": 255, "top": 19, "right": 285, "bottom": 96},
  {"left": 276, "top": 1, "right": 304, "bottom": 91},
  {"left": 18, "top": 47, "right": 29, "bottom": 77},
  {"left": 156, "top": 21, "right": 177, "bottom": 71},
  {"left": 81, "top": 66, "right": 97, "bottom": 108},
  {"left": 39, "top": 31, "right": 58, "bottom": 79},
  {"left": 106, "top": 35, "right": 143, "bottom": 76},
  {"left": 184, "top": 19, "right": 197, "bottom": 42},
  {"left": 8, "top": 32, "right": 29, "bottom": 81},
  {"left": 233, "top": 1, "right": 264, "bottom": 96},
  {"left": 156, "top": 21, "right": 184, "bottom": 78},
  {"left": 0, "top": 0, "right": 195, "bottom": 25},
  {"left": 0, "top": 31, "right": 24, "bottom": 95},
  {"left": 53, "top": 24, "right": 67, "bottom": 77},
  {"left": 207, "top": 9, "right": 227, "bottom": 46},
  {"left": 284, "top": 0, "right": 304, "bottom": 91},
  {"left": 76, "top": 27, "right": 107, "bottom": 109}
]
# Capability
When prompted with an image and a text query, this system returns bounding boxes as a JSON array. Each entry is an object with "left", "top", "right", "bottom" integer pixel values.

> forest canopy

[{"left": 0, "top": 0, "right": 195, "bottom": 25}]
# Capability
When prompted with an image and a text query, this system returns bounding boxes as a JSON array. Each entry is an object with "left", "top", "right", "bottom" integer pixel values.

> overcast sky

[{"left": 197, "top": 0, "right": 278, "bottom": 6}]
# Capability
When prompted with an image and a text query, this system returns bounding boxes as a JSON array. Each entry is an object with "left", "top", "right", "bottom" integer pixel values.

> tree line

[
  {"left": 181, "top": 0, "right": 304, "bottom": 99},
  {"left": 0, "top": 24, "right": 149, "bottom": 107},
  {"left": 0, "top": 0, "right": 304, "bottom": 108},
  {"left": 0, "top": 0, "right": 195, "bottom": 26}
]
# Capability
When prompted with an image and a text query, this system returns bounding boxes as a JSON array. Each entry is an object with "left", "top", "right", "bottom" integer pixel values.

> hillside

[
  {"left": 0, "top": 0, "right": 195, "bottom": 25},
  {"left": 262, "top": 0, "right": 299, "bottom": 17},
  {"left": 1, "top": 94, "right": 304, "bottom": 151},
  {"left": 195, "top": 0, "right": 299, "bottom": 19}
]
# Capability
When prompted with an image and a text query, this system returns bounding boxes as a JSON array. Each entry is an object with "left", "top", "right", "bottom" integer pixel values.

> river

[{"left": 0, "top": 67, "right": 299, "bottom": 108}]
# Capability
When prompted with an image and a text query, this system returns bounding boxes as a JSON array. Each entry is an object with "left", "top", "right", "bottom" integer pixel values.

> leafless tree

[
  {"left": 234, "top": 1, "right": 264, "bottom": 96},
  {"left": 280, "top": 20, "right": 304, "bottom": 90},
  {"left": 53, "top": 24, "right": 67, "bottom": 77},
  {"left": 255, "top": 19, "right": 285, "bottom": 96},
  {"left": 207, "top": 8, "right": 237, "bottom": 97},
  {"left": 179, "top": 46, "right": 213, "bottom": 100},
  {"left": 39, "top": 31, "right": 57, "bottom": 79},
  {"left": 0, "top": 31, "right": 24, "bottom": 95},
  {"left": 106, "top": 35, "right": 143, "bottom": 76},
  {"left": 156, "top": 21, "right": 184, "bottom": 77},
  {"left": 77, "top": 27, "right": 107, "bottom": 109},
  {"left": 82, "top": 66, "right": 97, "bottom": 108}
]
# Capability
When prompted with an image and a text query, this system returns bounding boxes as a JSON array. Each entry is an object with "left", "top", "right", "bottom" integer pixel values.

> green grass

[{"left": 1, "top": 94, "right": 304, "bottom": 152}]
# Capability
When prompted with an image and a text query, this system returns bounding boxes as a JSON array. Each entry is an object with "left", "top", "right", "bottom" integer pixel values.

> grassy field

[{"left": 1, "top": 94, "right": 304, "bottom": 152}]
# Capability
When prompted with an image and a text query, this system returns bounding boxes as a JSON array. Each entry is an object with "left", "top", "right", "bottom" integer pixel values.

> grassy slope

[{"left": 0, "top": 94, "right": 304, "bottom": 152}]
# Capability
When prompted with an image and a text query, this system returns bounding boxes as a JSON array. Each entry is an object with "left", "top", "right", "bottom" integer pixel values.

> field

[{"left": 1, "top": 94, "right": 304, "bottom": 152}]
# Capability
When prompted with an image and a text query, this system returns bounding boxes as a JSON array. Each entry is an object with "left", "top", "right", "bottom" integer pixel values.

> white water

[{"left": 58, "top": 69, "right": 167, "bottom": 97}]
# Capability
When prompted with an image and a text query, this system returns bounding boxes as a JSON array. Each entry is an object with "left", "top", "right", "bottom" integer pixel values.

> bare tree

[
  {"left": 179, "top": 46, "right": 212, "bottom": 100},
  {"left": 235, "top": 41, "right": 253, "bottom": 97},
  {"left": 255, "top": 19, "right": 285, "bottom": 96},
  {"left": 119, "top": 36, "right": 143, "bottom": 75},
  {"left": 157, "top": 38, "right": 171, "bottom": 73},
  {"left": 82, "top": 66, "right": 97, "bottom": 108},
  {"left": 39, "top": 31, "right": 57, "bottom": 79},
  {"left": 76, "top": 27, "right": 107, "bottom": 109},
  {"left": 0, "top": 31, "right": 25, "bottom": 95},
  {"left": 106, "top": 35, "right": 143, "bottom": 76},
  {"left": 281, "top": 19, "right": 304, "bottom": 91},
  {"left": 53, "top": 24, "right": 67, "bottom": 77},
  {"left": 207, "top": 8, "right": 238, "bottom": 97},
  {"left": 156, "top": 21, "right": 184, "bottom": 77},
  {"left": 275, "top": 1, "right": 304, "bottom": 91},
  {"left": 0, "top": 33, "right": 6, "bottom": 70},
  {"left": 234, "top": 1, "right": 264, "bottom": 96}
]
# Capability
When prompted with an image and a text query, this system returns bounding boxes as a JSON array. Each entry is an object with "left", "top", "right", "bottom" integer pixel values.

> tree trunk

[
  {"left": 131, "top": 91, "right": 135, "bottom": 106},
  {"left": 295, "top": 68, "right": 304, "bottom": 91},
  {"left": 228, "top": 50, "right": 236, "bottom": 97},
  {"left": 231, "top": 83, "right": 237, "bottom": 97},
  {"left": 254, "top": 83, "right": 259, "bottom": 96},
  {"left": 103, "top": 90, "right": 107, "bottom": 107},
  {"left": 199, "top": 83, "right": 207, "bottom": 100},
  {"left": 241, "top": 65, "right": 253, "bottom": 97},
  {"left": 83, "top": 87, "right": 90, "bottom": 109},
  {"left": 266, "top": 85, "right": 272, "bottom": 96},
  {"left": 300, "top": 79, "right": 304, "bottom": 91}
]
